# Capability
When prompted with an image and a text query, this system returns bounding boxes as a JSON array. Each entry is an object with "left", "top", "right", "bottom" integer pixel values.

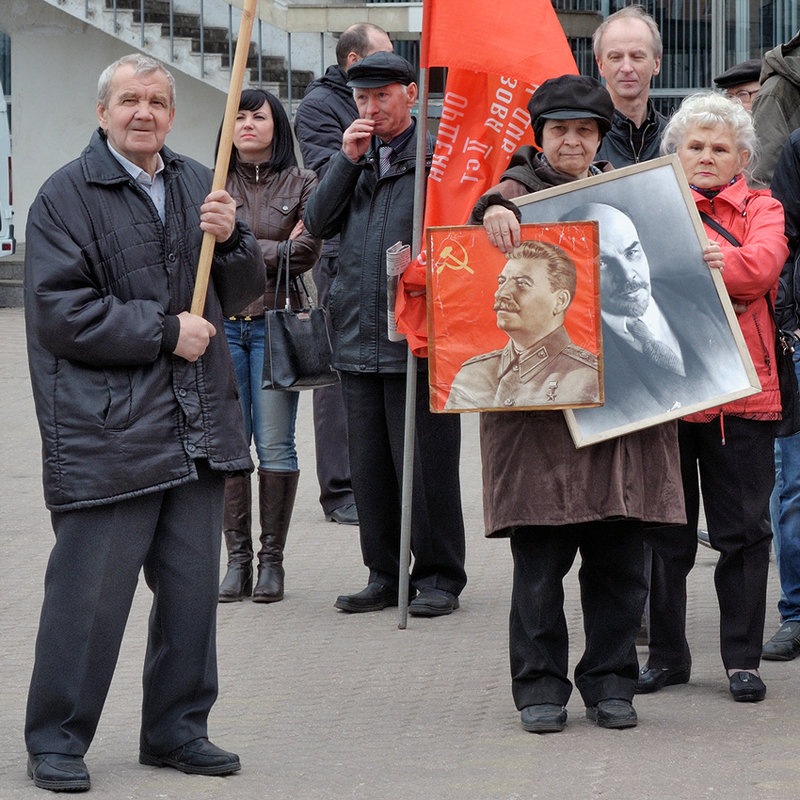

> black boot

[
  {"left": 253, "top": 468, "right": 299, "bottom": 603},
  {"left": 218, "top": 475, "right": 253, "bottom": 602}
]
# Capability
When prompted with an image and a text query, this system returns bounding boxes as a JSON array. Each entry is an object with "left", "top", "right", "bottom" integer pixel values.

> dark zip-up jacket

[
  {"left": 25, "top": 128, "right": 264, "bottom": 510},
  {"left": 304, "top": 123, "right": 434, "bottom": 373},
  {"left": 294, "top": 64, "right": 359, "bottom": 259},
  {"left": 595, "top": 101, "right": 668, "bottom": 167}
]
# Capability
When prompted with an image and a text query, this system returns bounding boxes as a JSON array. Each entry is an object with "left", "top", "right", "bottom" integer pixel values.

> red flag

[
  {"left": 396, "top": 0, "right": 578, "bottom": 357},
  {"left": 422, "top": 0, "right": 578, "bottom": 81}
]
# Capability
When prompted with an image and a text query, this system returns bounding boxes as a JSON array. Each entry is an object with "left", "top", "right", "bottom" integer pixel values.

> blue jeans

[
  {"left": 771, "top": 348, "right": 800, "bottom": 622},
  {"left": 224, "top": 318, "right": 298, "bottom": 471}
]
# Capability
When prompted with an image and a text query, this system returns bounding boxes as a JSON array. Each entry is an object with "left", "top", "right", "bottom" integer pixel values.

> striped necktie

[{"left": 378, "top": 144, "right": 393, "bottom": 176}]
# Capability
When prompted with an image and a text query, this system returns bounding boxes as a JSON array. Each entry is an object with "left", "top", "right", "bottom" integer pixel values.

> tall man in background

[
  {"left": 593, "top": 5, "right": 667, "bottom": 167},
  {"left": 294, "top": 22, "right": 393, "bottom": 526}
]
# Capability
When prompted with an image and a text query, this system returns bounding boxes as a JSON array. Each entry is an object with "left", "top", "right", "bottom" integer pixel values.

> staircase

[{"left": 42, "top": 0, "right": 315, "bottom": 99}]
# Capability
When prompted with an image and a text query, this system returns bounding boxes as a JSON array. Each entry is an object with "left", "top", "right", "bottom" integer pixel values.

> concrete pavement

[{"left": 1, "top": 305, "right": 799, "bottom": 800}]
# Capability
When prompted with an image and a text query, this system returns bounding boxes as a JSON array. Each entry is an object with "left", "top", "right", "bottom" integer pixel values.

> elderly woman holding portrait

[
  {"left": 469, "top": 74, "right": 685, "bottom": 734},
  {"left": 638, "top": 92, "right": 787, "bottom": 703}
]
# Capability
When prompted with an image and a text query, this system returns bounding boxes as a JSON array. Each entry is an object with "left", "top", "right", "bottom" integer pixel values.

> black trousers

[
  {"left": 645, "top": 417, "right": 774, "bottom": 670},
  {"left": 340, "top": 368, "right": 467, "bottom": 595},
  {"left": 312, "top": 255, "right": 355, "bottom": 514},
  {"left": 25, "top": 461, "right": 225, "bottom": 756},
  {"left": 509, "top": 521, "right": 646, "bottom": 709}
]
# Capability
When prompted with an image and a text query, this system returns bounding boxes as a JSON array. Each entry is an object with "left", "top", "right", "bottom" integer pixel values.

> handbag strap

[
  {"left": 273, "top": 240, "right": 293, "bottom": 311},
  {"left": 698, "top": 210, "right": 742, "bottom": 248},
  {"left": 697, "top": 210, "right": 780, "bottom": 318},
  {"left": 273, "top": 240, "right": 316, "bottom": 311}
]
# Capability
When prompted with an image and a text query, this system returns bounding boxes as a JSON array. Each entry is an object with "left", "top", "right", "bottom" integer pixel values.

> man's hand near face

[{"left": 342, "top": 118, "right": 376, "bottom": 162}]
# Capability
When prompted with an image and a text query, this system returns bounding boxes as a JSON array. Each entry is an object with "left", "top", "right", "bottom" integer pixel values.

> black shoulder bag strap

[
  {"left": 698, "top": 210, "right": 742, "bottom": 248},
  {"left": 697, "top": 209, "right": 779, "bottom": 314}
]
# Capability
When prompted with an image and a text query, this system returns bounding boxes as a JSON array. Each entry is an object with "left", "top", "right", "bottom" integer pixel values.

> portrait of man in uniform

[{"left": 445, "top": 240, "right": 601, "bottom": 410}]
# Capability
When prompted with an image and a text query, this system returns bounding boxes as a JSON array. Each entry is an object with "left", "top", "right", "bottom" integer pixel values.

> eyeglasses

[{"left": 728, "top": 89, "right": 759, "bottom": 102}]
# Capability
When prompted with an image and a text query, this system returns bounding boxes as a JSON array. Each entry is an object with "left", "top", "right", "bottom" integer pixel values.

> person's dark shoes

[
  {"left": 325, "top": 503, "right": 359, "bottom": 525},
  {"left": 218, "top": 563, "right": 253, "bottom": 602},
  {"left": 728, "top": 671, "right": 766, "bottom": 702},
  {"left": 520, "top": 704, "right": 567, "bottom": 733},
  {"left": 634, "top": 664, "right": 691, "bottom": 694},
  {"left": 762, "top": 619, "right": 800, "bottom": 661},
  {"left": 139, "top": 737, "right": 241, "bottom": 776},
  {"left": 586, "top": 699, "right": 638, "bottom": 729},
  {"left": 334, "top": 582, "right": 398, "bottom": 613},
  {"left": 27, "top": 753, "right": 90, "bottom": 792},
  {"left": 697, "top": 528, "right": 712, "bottom": 549},
  {"left": 408, "top": 588, "right": 459, "bottom": 617}
]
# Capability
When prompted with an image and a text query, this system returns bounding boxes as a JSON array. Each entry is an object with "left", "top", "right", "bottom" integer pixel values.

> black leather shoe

[
  {"left": 334, "top": 582, "right": 398, "bottom": 612},
  {"left": 634, "top": 664, "right": 691, "bottom": 694},
  {"left": 139, "top": 737, "right": 240, "bottom": 776},
  {"left": 762, "top": 619, "right": 800, "bottom": 661},
  {"left": 729, "top": 671, "right": 766, "bottom": 702},
  {"left": 408, "top": 588, "right": 459, "bottom": 617},
  {"left": 520, "top": 704, "right": 567, "bottom": 733},
  {"left": 325, "top": 503, "right": 359, "bottom": 525},
  {"left": 586, "top": 699, "right": 638, "bottom": 729},
  {"left": 27, "top": 753, "right": 90, "bottom": 792}
]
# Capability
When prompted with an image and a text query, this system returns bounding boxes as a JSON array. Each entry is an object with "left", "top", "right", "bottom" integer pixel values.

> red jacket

[{"left": 684, "top": 176, "right": 788, "bottom": 422}]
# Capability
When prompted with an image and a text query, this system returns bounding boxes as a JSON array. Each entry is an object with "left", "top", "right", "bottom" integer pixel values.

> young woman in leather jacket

[{"left": 216, "top": 89, "right": 321, "bottom": 604}]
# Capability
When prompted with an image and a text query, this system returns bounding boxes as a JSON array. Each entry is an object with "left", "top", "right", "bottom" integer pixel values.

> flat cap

[
  {"left": 527, "top": 75, "right": 614, "bottom": 147},
  {"left": 714, "top": 58, "right": 762, "bottom": 88},
  {"left": 347, "top": 52, "right": 416, "bottom": 88}
]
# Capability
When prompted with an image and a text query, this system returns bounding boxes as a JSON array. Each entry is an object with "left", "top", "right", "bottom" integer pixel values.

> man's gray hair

[
  {"left": 97, "top": 54, "right": 176, "bottom": 108},
  {"left": 593, "top": 5, "right": 663, "bottom": 60}
]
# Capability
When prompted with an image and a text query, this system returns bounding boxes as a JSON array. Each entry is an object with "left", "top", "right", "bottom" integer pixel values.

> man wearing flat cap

[
  {"left": 304, "top": 51, "right": 467, "bottom": 617},
  {"left": 714, "top": 58, "right": 762, "bottom": 112}
]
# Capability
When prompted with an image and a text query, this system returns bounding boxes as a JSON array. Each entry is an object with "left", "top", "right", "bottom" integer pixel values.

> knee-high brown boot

[
  {"left": 218, "top": 474, "right": 254, "bottom": 602},
  {"left": 252, "top": 468, "right": 300, "bottom": 603}
]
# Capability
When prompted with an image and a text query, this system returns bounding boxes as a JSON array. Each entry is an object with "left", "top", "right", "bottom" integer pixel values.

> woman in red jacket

[{"left": 639, "top": 91, "right": 788, "bottom": 702}]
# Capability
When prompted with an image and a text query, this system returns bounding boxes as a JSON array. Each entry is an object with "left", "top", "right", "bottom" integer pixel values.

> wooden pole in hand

[{"left": 190, "top": 0, "right": 258, "bottom": 315}]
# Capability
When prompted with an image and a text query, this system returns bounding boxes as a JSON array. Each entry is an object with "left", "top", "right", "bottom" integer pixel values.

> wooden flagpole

[{"left": 191, "top": 0, "right": 258, "bottom": 315}]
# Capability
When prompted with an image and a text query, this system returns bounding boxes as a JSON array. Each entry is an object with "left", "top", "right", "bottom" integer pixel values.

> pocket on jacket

[
  {"left": 269, "top": 197, "right": 300, "bottom": 226},
  {"left": 54, "top": 362, "right": 131, "bottom": 431}
]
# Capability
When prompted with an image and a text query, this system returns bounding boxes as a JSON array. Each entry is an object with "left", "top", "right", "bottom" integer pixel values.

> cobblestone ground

[{"left": 1, "top": 307, "right": 798, "bottom": 800}]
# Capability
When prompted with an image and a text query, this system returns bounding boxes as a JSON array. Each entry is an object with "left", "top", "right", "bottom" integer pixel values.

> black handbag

[
  {"left": 262, "top": 241, "right": 339, "bottom": 392},
  {"left": 699, "top": 211, "right": 800, "bottom": 436}
]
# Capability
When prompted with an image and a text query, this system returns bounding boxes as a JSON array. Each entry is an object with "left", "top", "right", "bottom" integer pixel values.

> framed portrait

[
  {"left": 515, "top": 154, "right": 760, "bottom": 447},
  {"left": 427, "top": 221, "right": 603, "bottom": 413}
]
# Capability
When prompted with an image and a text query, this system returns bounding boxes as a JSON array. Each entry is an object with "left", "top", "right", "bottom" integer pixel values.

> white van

[{"left": 0, "top": 79, "right": 14, "bottom": 257}]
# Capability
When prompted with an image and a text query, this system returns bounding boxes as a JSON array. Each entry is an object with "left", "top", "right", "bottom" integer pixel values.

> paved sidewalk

[{"left": 1, "top": 306, "right": 798, "bottom": 800}]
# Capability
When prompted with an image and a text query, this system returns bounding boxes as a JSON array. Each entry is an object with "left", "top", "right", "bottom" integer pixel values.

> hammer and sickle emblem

[{"left": 435, "top": 238, "right": 473, "bottom": 275}]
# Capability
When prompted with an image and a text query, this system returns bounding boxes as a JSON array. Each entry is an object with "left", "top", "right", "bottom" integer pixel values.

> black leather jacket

[
  {"left": 771, "top": 127, "right": 800, "bottom": 335},
  {"left": 304, "top": 122, "right": 434, "bottom": 373}
]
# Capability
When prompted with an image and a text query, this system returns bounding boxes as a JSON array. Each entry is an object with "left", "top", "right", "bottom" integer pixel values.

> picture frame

[
  {"left": 427, "top": 221, "right": 603, "bottom": 413},
  {"left": 514, "top": 154, "right": 759, "bottom": 447}
]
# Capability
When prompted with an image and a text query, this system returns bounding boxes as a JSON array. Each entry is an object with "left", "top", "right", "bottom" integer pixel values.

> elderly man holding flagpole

[{"left": 23, "top": 26, "right": 262, "bottom": 793}]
